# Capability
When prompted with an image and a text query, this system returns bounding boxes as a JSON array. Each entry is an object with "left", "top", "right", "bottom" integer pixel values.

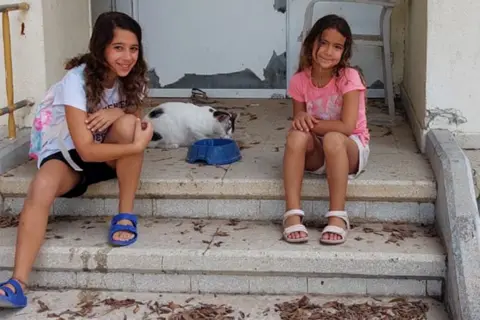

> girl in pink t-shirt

[{"left": 282, "top": 14, "right": 370, "bottom": 245}]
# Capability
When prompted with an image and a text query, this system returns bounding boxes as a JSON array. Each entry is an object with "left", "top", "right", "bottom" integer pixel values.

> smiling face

[
  {"left": 311, "top": 28, "right": 346, "bottom": 71},
  {"left": 105, "top": 27, "right": 139, "bottom": 78}
]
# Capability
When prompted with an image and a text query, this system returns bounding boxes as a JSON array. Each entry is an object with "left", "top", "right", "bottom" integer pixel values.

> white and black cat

[{"left": 143, "top": 102, "right": 238, "bottom": 149}]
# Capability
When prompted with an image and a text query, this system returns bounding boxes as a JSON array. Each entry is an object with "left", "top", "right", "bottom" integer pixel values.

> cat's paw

[
  {"left": 163, "top": 144, "right": 180, "bottom": 150},
  {"left": 147, "top": 141, "right": 160, "bottom": 149}
]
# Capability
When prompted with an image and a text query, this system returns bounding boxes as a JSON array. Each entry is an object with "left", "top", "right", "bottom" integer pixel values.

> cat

[{"left": 143, "top": 102, "right": 238, "bottom": 149}]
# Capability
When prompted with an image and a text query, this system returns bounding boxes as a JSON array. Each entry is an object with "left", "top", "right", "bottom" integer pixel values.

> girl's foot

[
  {"left": 283, "top": 209, "right": 309, "bottom": 243},
  {"left": 320, "top": 210, "right": 350, "bottom": 245},
  {"left": 111, "top": 219, "right": 135, "bottom": 242},
  {"left": 0, "top": 278, "right": 27, "bottom": 308},
  {"left": 109, "top": 213, "right": 138, "bottom": 246},
  {"left": 0, "top": 283, "right": 22, "bottom": 297}
]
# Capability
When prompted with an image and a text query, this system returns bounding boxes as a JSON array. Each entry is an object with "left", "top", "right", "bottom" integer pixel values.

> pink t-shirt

[{"left": 288, "top": 67, "right": 370, "bottom": 146}]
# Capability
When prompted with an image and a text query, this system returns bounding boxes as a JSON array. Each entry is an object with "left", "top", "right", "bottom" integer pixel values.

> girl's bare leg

[
  {"left": 320, "top": 132, "right": 359, "bottom": 241},
  {"left": 283, "top": 130, "right": 324, "bottom": 240},
  {"left": 0, "top": 161, "right": 80, "bottom": 295},
  {"left": 104, "top": 114, "right": 145, "bottom": 242}
]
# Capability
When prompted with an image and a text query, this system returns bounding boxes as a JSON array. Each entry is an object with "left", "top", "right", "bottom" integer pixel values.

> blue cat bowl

[{"left": 186, "top": 138, "right": 242, "bottom": 165}]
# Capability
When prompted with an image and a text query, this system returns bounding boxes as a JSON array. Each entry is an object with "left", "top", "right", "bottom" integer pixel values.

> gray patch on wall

[
  {"left": 157, "top": 51, "right": 287, "bottom": 89},
  {"left": 368, "top": 79, "right": 384, "bottom": 89},
  {"left": 147, "top": 68, "right": 161, "bottom": 88},
  {"left": 425, "top": 108, "right": 467, "bottom": 129},
  {"left": 274, "top": 0, "right": 286, "bottom": 13}
]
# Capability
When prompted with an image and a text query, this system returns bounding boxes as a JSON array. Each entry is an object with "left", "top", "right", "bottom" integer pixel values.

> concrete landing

[
  {"left": 0, "top": 217, "right": 445, "bottom": 296},
  {"left": 0, "top": 99, "right": 436, "bottom": 202},
  {"left": 0, "top": 290, "right": 450, "bottom": 320}
]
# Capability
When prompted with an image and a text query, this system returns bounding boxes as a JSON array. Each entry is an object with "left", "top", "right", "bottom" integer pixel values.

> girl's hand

[
  {"left": 133, "top": 119, "right": 153, "bottom": 151},
  {"left": 292, "top": 111, "right": 319, "bottom": 132},
  {"left": 86, "top": 108, "right": 125, "bottom": 133}
]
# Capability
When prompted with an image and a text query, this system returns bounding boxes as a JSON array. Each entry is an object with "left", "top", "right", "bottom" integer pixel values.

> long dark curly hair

[
  {"left": 298, "top": 14, "right": 367, "bottom": 89},
  {"left": 298, "top": 14, "right": 353, "bottom": 77},
  {"left": 65, "top": 11, "right": 148, "bottom": 113}
]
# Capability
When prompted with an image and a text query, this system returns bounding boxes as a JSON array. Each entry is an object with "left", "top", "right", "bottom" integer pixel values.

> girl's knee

[
  {"left": 27, "top": 174, "right": 58, "bottom": 206},
  {"left": 110, "top": 114, "right": 136, "bottom": 143},
  {"left": 286, "top": 130, "right": 312, "bottom": 149},
  {"left": 323, "top": 132, "right": 347, "bottom": 154}
]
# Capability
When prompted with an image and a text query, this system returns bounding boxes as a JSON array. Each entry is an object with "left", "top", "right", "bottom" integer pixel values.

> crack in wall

[{"left": 425, "top": 108, "right": 467, "bottom": 129}]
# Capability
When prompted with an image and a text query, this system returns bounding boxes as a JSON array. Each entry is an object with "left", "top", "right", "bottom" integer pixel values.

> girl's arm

[
  {"left": 65, "top": 105, "right": 142, "bottom": 162},
  {"left": 311, "top": 90, "right": 360, "bottom": 136},
  {"left": 292, "top": 99, "right": 307, "bottom": 117}
]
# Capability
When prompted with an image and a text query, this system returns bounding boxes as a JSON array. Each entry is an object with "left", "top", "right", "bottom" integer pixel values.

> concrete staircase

[{"left": 0, "top": 100, "right": 449, "bottom": 318}]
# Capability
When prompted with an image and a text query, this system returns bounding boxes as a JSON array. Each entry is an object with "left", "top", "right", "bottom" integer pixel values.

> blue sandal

[
  {"left": 109, "top": 213, "right": 138, "bottom": 247},
  {"left": 0, "top": 278, "right": 27, "bottom": 308}
]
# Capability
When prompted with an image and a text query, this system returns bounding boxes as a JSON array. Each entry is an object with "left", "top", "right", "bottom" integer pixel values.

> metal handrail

[{"left": 1, "top": 2, "right": 32, "bottom": 139}]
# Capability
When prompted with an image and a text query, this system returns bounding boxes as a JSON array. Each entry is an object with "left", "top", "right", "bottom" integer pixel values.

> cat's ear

[
  {"left": 213, "top": 110, "right": 230, "bottom": 122},
  {"left": 230, "top": 112, "right": 238, "bottom": 122},
  {"left": 149, "top": 107, "right": 164, "bottom": 118}
]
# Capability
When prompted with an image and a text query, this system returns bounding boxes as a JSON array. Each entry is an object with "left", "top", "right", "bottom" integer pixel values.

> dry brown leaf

[
  {"left": 168, "top": 301, "right": 181, "bottom": 310},
  {"left": 37, "top": 300, "right": 50, "bottom": 313},
  {"left": 214, "top": 230, "right": 230, "bottom": 237},
  {"left": 274, "top": 295, "right": 429, "bottom": 320},
  {"left": 363, "top": 227, "right": 374, "bottom": 233},
  {"left": 0, "top": 215, "right": 19, "bottom": 228},
  {"left": 226, "top": 219, "right": 239, "bottom": 226}
]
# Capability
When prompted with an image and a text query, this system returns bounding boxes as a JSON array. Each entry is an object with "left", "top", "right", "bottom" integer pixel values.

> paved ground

[{"left": 0, "top": 290, "right": 449, "bottom": 319}]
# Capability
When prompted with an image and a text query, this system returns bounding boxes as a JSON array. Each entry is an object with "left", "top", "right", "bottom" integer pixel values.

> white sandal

[
  {"left": 282, "top": 209, "right": 309, "bottom": 243},
  {"left": 319, "top": 210, "right": 350, "bottom": 245}
]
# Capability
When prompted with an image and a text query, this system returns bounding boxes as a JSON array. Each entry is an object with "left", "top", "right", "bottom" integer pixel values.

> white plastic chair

[{"left": 301, "top": 0, "right": 397, "bottom": 120}]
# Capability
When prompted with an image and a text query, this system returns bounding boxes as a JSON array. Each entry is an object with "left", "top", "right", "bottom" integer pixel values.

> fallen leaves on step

[
  {"left": 192, "top": 220, "right": 207, "bottom": 233},
  {"left": 169, "top": 303, "right": 235, "bottom": 320},
  {"left": 227, "top": 219, "right": 239, "bottom": 226},
  {"left": 275, "top": 295, "right": 429, "bottom": 320},
  {"left": 102, "top": 298, "right": 137, "bottom": 309},
  {"left": 383, "top": 224, "right": 416, "bottom": 244},
  {"left": 36, "top": 300, "right": 50, "bottom": 313},
  {"left": 214, "top": 230, "right": 230, "bottom": 237},
  {"left": 0, "top": 215, "right": 19, "bottom": 228}
]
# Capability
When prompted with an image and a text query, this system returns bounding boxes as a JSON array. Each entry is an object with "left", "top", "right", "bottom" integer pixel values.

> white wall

[
  {"left": 426, "top": 0, "right": 480, "bottom": 148},
  {"left": 0, "top": 0, "right": 90, "bottom": 128},
  {"left": 42, "top": 0, "right": 90, "bottom": 88},
  {"left": 0, "top": 0, "right": 46, "bottom": 127},
  {"left": 402, "top": 0, "right": 480, "bottom": 149}
]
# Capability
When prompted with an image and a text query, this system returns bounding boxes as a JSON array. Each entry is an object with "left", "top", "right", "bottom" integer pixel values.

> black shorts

[{"left": 40, "top": 149, "right": 117, "bottom": 198}]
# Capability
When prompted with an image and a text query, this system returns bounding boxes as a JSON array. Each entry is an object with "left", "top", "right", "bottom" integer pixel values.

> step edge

[{"left": 0, "top": 247, "right": 447, "bottom": 278}]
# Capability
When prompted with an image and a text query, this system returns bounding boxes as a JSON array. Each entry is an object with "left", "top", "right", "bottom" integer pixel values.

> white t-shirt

[{"left": 38, "top": 64, "right": 126, "bottom": 165}]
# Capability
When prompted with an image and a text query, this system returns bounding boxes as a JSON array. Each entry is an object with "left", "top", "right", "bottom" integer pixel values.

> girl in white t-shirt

[{"left": 0, "top": 11, "right": 153, "bottom": 308}]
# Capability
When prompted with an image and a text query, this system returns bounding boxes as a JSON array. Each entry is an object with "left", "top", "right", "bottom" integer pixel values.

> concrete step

[
  {"left": 0, "top": 151, "right": 436, "bottom": 225},
  {"left": 0, "top": 217, "right": 445, "bottom": 298},
  {"left": 2, "top": 193, "right": 436, "bottom": 224},
  {"left": 0, "top": 290, "right": 449, "bottom": 320},
  {"left": 0, "top": 101, "right": 436, "bottom": 224}
]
